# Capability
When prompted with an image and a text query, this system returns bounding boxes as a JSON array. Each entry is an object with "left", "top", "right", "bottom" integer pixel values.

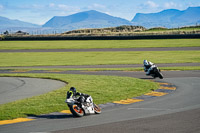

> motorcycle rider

[
  {"left": 143, "top": 60, "right": 155, "bottom": 76},
  {"left": 66, "top": 87, "right": 101, "bottom": 116},
  {"left": 66, "top": 87, "right": 90, "bottom": 104}
]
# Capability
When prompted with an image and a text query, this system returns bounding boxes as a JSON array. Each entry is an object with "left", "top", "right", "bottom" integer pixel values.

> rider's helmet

[
  {"left": 143, "top": 60, "right": 149, "bottom": 66},
  {"left": 70, "top": 87, "right": 76, "bottom": 94}
]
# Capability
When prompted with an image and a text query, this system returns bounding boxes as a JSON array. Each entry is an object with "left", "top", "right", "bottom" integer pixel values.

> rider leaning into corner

[
  {"left": 66, "top": 87, "right": 90, "bottom": 106},
  {"left": 143, "top": 60, "right": 155, "bottom": 75}
]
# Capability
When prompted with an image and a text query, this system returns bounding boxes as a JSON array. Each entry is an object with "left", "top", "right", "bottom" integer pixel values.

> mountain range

[
  {"left": 0, "top": 6, "right": 200, "bottom": 34},
  {"left": 42, "top": 10, "right": 133, "bottom": 31},
  {"left": 132, "top": 6, "right": 200, "bottom": 28},
  {"left": 0, "top": 16, "right": 39, "bottom": 28}
]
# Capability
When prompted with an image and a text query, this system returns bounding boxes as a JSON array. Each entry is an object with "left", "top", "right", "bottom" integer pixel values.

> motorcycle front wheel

[
  {"left": 70, "top": 104, "right": 84, "bottom": 117},
  {"left": 156, "top": 68, "right": 164, "bottom": 79},
  {"left": 94, "top": 104, "right": 101, "bottom": 114},
  {"left": 154, "top": 67, "right": 164, "bottom": 79},
  {"left": 158, "top": 72, "right": 164, "bottom": 79}
]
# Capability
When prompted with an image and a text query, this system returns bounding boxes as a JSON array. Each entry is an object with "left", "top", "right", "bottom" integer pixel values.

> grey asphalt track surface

[
  {"left": 0, "top": 47, "right": 199, "bottom": 53},
  {"left": 53, "top": 107, "right": 200, "bottom": 133},
  {"left": 0, "top": 77, "right": 66, "bottom": 104},
  {"left": 0, "top": 63, "right": 200, "bottom": 69}
]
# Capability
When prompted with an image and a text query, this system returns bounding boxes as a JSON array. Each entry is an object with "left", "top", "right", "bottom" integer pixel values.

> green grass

[
  {"left": 0, "top": 51, "right": 199, "bottom": 67},
  {"left": 0, "top": 39, "right": 200, "bottom": 50},
  {"left": 0, "top": 73, "right": 158, "bottom": 120}
]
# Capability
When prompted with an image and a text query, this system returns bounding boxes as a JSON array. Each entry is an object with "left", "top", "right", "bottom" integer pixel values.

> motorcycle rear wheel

[{"left": 70, "top": 104, "right": 84, "bottom": 117}]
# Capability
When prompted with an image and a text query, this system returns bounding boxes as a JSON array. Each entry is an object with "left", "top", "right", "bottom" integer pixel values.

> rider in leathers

[
  {"left": 66, "top": 87, "right": 90, "bottom": 105},
  {"left": 143, "top": 60, "right": 155, "bottom": 76}
]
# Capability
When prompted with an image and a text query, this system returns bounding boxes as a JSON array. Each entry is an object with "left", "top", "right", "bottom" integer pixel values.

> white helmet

[{"left": 143, "top": 60, "right": 149, "bottom": 66}]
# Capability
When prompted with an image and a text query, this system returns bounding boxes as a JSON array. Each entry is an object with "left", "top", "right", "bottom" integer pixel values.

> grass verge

[
  {"left": 0, "top": 51, "right": 200, "bottom": 67},
  {"left": 0, "top": 73, "right": 158, "bottom": 120},
  {"left": 0, "top": 39, "right": 200, "bottom": 50}
]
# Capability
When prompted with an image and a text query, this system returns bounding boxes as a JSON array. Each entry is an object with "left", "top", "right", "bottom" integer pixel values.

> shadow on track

[
  {"left": 140, "top": 78, "right": 155, "bottom": 79},
  {"left": 26, "top": 113, "right": 73, "bottom": 119}
]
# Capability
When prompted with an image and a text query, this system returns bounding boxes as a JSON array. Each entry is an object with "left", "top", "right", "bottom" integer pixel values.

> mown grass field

[
  {"left": 0, "top": 39, "right": 200, "bottom": 49},
  {"left": 0, "top": 51, "right": 199, "bottom": 67}
]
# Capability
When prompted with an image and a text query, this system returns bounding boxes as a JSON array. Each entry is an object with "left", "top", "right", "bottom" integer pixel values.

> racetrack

[
  {"left": 0, "top": 70, "right": 200, "bottom": 133},
  {"left": 0, "top": 47, "right": 199, "bottom": 52},
  {"left": 0, "top": 47, "right": 200, "bottom": 133}
]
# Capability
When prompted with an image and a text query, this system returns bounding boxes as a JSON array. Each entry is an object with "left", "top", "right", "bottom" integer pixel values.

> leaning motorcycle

[
  {"left": 65, "top": 95, "right": 101, "bottom": 117},
  {"left": 148, "top": 65, "right": 164, "bottom": 79}
]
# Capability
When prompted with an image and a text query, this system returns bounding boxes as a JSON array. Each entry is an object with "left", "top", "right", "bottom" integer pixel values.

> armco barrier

[{"left": 1, "top": 34, "right": 200, "bottom": 41}]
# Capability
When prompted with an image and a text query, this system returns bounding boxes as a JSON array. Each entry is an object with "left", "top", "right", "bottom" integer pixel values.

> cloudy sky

[{"left": 0, "top": 0, "right": 200, "bottom": 25}]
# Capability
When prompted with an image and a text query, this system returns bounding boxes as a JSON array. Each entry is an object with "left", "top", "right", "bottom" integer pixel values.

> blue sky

[{"left": 0, "top": 0, "right": 200, "bottom": 25}]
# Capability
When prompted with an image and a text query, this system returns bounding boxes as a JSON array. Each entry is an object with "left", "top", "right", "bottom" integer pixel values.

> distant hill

[
  {"left": 0, "top": 16, "right": 39, "bottom": 28},
  {"left": 131, "top": 6, "right": 200, "bottom": 28},
  {"left": 43, "top": 10, "right": 133, "bottom": 31},
  {"left": 64, "top": 25, "right": 146, "bottom": 35}
]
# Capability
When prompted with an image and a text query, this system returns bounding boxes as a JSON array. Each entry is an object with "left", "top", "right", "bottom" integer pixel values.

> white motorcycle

[
  {"left": 147, "top": 65, "right": 164, "bottom": 79},
  {"left": 65, "top": 95, "right": 101, "bottom": 117}
]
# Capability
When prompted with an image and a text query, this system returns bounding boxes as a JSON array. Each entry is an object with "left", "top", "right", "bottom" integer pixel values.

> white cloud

[
  {"left": 138, "top": 1, "right": 160, "bottom": 13},
  {"left": 49, "top": 3, "right": 55, "bottom": 8},
  {"left": 146, "top": 1, "right": 159, "bottom": 8},
  {"left": 93, "top": 3, "right": 106, "bottom": 9},
  {"left": 87, "top": 3, "right": 107, "bottom": 10},
  {"left": 32, "top": 4, "right": 44, "bottom": 9},
  {"left": 58, "top": 4, "right": 68, "bottom": 9},
  {"left": 0, "top": 5, "right": 3, "bottom": 10},
  {"left": 164, "top": 2, "right": 177, "bottom": 9},
  {"left": 57, "top": 4, "right": 80, "bottom": 12}
]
